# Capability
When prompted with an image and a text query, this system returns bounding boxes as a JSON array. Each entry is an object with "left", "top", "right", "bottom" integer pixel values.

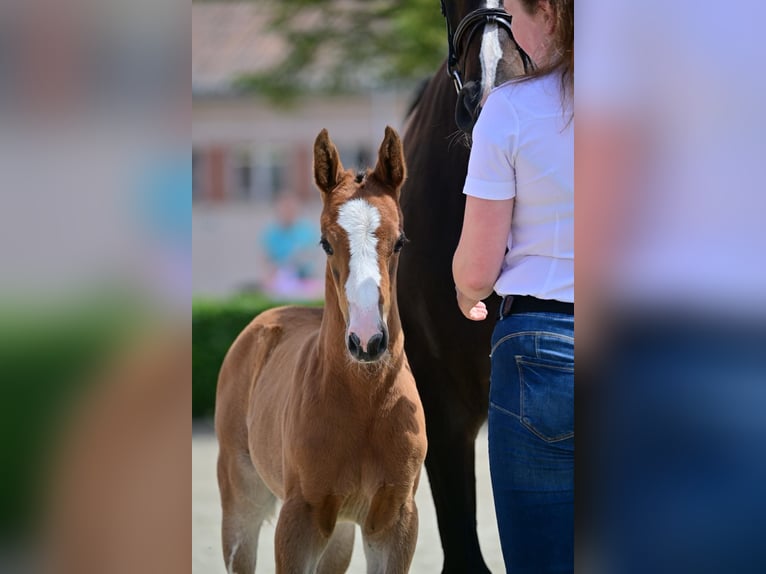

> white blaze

[
  {"left": 480, "top": 0, "right": 504, "bottom": 103},
  {"left": 337, "top": 198, "right": 382, "bottom": 348}
]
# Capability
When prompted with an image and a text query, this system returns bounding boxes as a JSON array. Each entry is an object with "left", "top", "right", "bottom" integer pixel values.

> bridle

[{"left": 440, "top": 0, "right": 532, "bottom": 94}]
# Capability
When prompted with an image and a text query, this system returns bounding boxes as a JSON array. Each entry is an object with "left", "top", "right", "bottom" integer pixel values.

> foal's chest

[{"left": 293, "top": 393, "right": 424, "bottom": 483}]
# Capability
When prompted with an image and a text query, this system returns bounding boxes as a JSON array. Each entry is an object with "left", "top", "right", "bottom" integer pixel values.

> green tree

[{"left": 233, "top": 0, "right": 448, "bottom": 101}]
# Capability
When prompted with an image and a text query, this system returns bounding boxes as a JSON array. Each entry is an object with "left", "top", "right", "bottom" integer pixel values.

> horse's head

[
  {"left": 314, "top": 127, "right": 407, "bottom": 363},
  {"left": 441, "top": 0, "right": 531, "bottom": 133}
]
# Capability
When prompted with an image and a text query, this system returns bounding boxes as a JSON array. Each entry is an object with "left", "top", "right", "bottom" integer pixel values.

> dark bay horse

[
  {"left": 216, "top": 127, "right": 427, "bottom": 573},
  {"left": 397, "top": 1, "right": 529, "bottom": 572}
]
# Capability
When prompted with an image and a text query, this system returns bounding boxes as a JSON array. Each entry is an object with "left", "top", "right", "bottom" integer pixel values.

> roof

[
  {"left": 192, "top": 2, "right": 392, "bottom": 97},
  {"left": 192, "top": 3, "right": 284, "bottom": 95}
]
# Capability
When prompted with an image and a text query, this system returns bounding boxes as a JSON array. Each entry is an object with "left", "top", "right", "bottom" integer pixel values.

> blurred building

[{"left": 192, "top": 2, "right": 415, "bottom": 297}]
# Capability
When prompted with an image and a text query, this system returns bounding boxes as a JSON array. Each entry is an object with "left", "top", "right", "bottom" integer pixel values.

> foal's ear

[
  {"left": 314, "top": 128, "right": 344, "bottom": 194},
  {"left": 372, "top": 126, "right": 406, "bottom": 194}
]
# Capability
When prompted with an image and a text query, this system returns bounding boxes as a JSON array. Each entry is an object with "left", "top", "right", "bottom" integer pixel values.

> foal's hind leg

[
  {"left": 218, "top": 448, "right": 276, "bottom": 574},
  {"left": 316, "top": 523, "right": 355, "bottom": 574}
]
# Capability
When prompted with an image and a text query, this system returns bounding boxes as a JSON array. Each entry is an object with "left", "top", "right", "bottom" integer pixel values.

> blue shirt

[{"left": 261, "top": 219, "right": 316, "bottom": 266}]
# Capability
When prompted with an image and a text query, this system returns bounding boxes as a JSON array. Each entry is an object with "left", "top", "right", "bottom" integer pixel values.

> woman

[{"left": 452, "top": 1, "right": 574, "bottom": 572}]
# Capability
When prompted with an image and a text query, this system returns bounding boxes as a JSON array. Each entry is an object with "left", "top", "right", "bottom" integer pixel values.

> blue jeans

[
  {"left": 488, "top": 311, "right": 574, "bottom": 573},
  {"left": 592, "top": 316, "right": 766, "bottom": 574}
]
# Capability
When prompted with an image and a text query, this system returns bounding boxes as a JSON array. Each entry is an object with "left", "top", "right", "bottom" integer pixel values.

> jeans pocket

[{"left": 517, "top": 356, "right": 574, "bottom": 442}]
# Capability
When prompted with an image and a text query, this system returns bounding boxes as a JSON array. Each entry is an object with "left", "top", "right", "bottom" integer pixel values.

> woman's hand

[{"left": 456, "top": 289, "right": 489, "bottom": 321}]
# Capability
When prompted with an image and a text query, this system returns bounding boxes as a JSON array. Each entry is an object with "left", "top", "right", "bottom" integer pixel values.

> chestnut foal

[{"left": 215, "top": 127, "right": 427, "bottom": 574}]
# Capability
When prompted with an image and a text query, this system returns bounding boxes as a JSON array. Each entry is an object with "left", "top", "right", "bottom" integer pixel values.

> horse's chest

[
  {"left": 293, "top": 411, "right": 424, "bottom": 498},
  {"left": 297, "top": 426, "right": 420, "bottom": 487},
  {"left": 284, "top": 380, "right": 426, "bottom": 526}
]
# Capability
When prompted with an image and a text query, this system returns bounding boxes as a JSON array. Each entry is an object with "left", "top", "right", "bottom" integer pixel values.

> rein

[{"left": 440, "top": 0, "right": 532, "bottom": 94}]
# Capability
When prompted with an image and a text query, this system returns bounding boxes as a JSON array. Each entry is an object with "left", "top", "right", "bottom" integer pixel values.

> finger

[{"left": 469, "top": 304, "right": 488, "bottom": 321}]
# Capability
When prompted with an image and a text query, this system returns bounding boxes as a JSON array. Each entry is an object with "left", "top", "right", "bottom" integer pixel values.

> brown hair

[{"left": 518, "top": 0, "right": 573, "bottom": 111}]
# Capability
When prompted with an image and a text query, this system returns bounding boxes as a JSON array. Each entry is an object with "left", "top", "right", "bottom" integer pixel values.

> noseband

[{"left": 440, "top": 0, "right": 532, "bottom": 94}]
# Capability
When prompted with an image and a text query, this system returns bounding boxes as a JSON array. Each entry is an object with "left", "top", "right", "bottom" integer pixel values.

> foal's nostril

[
  {"left": 367, "top": 332, "right": 387, "bottom": 358},
  {"left": 348, "top": 332, "right": 361, "bottom": 355}
]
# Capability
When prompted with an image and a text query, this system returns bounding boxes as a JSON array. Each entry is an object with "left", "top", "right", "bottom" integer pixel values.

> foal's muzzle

[{"left": 347, "top": 326, "right": 388, "bottom": 363}]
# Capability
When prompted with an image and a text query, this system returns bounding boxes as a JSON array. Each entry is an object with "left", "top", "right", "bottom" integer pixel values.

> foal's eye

[
  {"left": 393, "top": 233, "right": 408, "bottom": 253},
  {"left": 319, "top": 238, "right": 334, "bottom": 255}
]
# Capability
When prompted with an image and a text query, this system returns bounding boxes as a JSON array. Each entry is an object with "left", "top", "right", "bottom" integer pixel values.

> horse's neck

[
  {"left": 404, "top": 63, "right": 470, "bottom": 186},
  {"left": 405, "top": 61, "right": 460, "bottom": 141},
  {"left": 402, "top": 64, "right": 471, "bottom": 241}
]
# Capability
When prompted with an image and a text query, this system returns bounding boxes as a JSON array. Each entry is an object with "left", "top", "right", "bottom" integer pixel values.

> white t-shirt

[
  {"left": 463, "top": 73, "right": 574, "bottom": 303},
  {"left": 578, "top": 2, "right": 766, "bottom": 314}
]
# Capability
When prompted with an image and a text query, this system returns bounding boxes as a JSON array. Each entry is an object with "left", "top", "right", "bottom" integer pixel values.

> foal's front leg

[
  {"left": 362, "top": 497, "right": 419, "bottom": 574},
  {"left": 274, "top": 495, "right": 338, "bottom": 574}
]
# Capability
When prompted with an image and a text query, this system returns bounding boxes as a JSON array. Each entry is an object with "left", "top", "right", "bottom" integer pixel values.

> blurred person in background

[
  {"left": 260, "top": 190, "right": 320, "bottom": 299},
  {"left": 452, "top": 1, "right": 574, "bottom": 572}
]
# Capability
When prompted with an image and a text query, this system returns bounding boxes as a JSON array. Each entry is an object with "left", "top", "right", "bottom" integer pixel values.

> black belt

[{"left": 499, "top": 295, "right": 574, "bottom": 318}]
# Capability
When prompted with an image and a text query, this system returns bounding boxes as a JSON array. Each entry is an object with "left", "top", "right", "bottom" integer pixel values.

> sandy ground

[{"left": 192, "top": 419, "right": 505, "bottom": 573}]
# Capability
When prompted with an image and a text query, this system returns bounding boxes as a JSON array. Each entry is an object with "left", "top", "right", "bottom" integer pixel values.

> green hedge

[
  {"left": 192, "top": 294, "right": 322, "bottom": 419},
  {"left": 0, "top": 303, "right": 129, "bottom": 540}
]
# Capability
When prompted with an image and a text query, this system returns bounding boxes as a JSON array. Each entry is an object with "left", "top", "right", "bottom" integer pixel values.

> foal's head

[
  {"left": 313, "top": 127, "right": 406, "bottom": 364},
  {"left": 441, "top": 0, "right": 531, "bottom": 133}
]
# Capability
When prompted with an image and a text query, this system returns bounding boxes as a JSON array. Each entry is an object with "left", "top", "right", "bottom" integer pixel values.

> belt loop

[{"left": 499, "top": 295, "right": 514, "bottom": 319}]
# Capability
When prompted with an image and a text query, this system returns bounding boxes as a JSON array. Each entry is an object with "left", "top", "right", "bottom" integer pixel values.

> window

[
  {"left": 192, "top": 148, "right": 204, "bottom": 201},
  {"left": 232, "top": 147, "right": 253, "bottom": 200}
]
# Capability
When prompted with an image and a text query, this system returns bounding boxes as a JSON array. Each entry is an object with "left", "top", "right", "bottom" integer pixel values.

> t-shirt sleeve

[{"left": 463, "top": 90, "right": 517, "bottom": 200}]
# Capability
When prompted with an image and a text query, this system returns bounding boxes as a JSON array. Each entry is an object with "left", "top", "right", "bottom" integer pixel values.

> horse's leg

[
  {"left": 274, "top": 496, "right": 335, "bottom": 573},
  {"left": 423, "top": 406, "right": 490, "bottom": 574},
  {"left": 361, "top": 498, "right": 418, "bottom": 574},
  {"left": 217, "top": 448, "right": 276, "bottom": 574},
  {"left": 316, "top": 523, "right": 355, "bottom": 574}
]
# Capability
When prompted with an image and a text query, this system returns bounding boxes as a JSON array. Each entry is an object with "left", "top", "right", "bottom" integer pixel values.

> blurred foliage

[
  {"left": 233, "top": 0, "right": 447, "bottom": 102},
  {"left": 0, "top": 303, "right": 133, "bottom": 540},
  {"left": 192, "top": 293, "right": 322, "bottom": 419}
]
